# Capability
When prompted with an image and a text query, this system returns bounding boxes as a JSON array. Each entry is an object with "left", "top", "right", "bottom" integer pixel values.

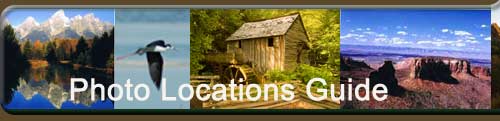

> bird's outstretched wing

[
  {"left": 116, "top": 52, "right": 137, "bottom": 60},
  {"left": 146, "top": 52, "right": 163, "bottom": 89},
  {"left": 147, "top": 40, "right": 166, "bottom": 47}
]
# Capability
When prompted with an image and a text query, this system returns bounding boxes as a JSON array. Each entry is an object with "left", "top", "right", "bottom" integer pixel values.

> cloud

[
  {"left": 484, "top": 36, "right": 491, "bottom": 41},
  {"left": 363, "top": 31, "right": 376, "bottom": 35},
  {"left": 416, "top": 40, "right": 454, "bottom": 47},
  {"left": 377, "top": 34, "right": 386, "bottom": 37},
  {"left": 416, "top": 37, "right": 474, "bottom": 47},
  {"left": 340, "top": 33, "right": 361, "bottom": 39},
  {"left": 397, "top": 31, "right": 408, "bottom": 35},
  {"left": 454, "top": 31, "right": 472, "bottom": 36},
  {"left": 465, "top": 36, "right": 476, "bottom": 40},
  {"left": 391, "top": 37, "right": 411, "bottom": 44},
  {"left": 481, "top": 24, "right": 487, "bottom": 28},
  {"left": 366, "top": 28, "right": 371, "bottom": 31},
  {"left": 455, "top": 43, "right": 466, "bottom": 47},
  {"left": 417, "top": 40, "right": 432, "bottom": 44},
  {"left": 374, "top": 38, "right": 387, "bottom": 42},
  {"left": 357, "top": 38, "right": 368, "bottom": 42},
  {"left": 441, "top": 29, "right": 449, "bottom": 33}
]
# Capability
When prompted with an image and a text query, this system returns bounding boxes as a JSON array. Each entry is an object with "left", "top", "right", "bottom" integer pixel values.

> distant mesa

[
  {"left": 405, "top": 57, "right": 482, "bottom": 84},
  {"left": 340, "top": 56, "right": 372, "bottom": 71},
  {"left": 13, "top": 9, "right": 113, "bottom": 41}
]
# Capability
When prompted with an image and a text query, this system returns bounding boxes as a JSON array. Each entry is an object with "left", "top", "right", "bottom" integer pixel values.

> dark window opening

[
  {"left": 268, "top": 38, "right": 274, "bottom": 47},
  {"left": 238, "top": 40, "right": 242, "bottom": 48}
]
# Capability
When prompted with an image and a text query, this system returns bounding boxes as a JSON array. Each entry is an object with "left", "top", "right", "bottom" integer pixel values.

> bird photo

[
  {"left": 114, "top": 9, "right": 190, "bottom": 109},
  {"left": 117, "top": 40, "right": 174, "bottom": 89}
]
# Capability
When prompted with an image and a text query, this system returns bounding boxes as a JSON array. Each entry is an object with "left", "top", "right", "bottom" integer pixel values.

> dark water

[{"left": 3, "top": 64, "right": 114, "bottom": 109}]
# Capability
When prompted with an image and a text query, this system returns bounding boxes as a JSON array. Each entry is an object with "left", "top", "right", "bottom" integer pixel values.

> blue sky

[
  {"left": 5, "top": 9, "right": 114, "bottom": 26},
  {"left": 115, "top": 9, "right": 189, "bottom": 23},
  {"left": 341, "top": 10, "right": 491, "bottom": 53}
]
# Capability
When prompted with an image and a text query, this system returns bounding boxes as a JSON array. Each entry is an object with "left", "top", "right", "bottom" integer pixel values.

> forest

[
  {"left": 3, "top": 24, "right": 114, "bottom": 103},
  {"left": 12, "top": 26, "right": 114, "bottom": 70},
  {"left": 190, "top": 9, "right": 340, "bottom": 85}
]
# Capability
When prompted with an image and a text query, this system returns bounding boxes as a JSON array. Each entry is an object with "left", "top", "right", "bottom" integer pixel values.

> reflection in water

[{"left": 4, "top": 64, "right": 114, "bottom": 109}]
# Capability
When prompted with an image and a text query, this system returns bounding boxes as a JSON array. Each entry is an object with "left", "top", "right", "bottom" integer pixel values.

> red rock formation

[
  {"left": 472, "top": 66, "right": 491, "bottom": 80},
  {"left": 406, "top": 57, "right": 467, "bottom": 84},
  {"left": 342, "top": 56, "right": 491, "bottom": 109},
  {"left": 369, "top": 61, "right": 405, "bottom": 96}
]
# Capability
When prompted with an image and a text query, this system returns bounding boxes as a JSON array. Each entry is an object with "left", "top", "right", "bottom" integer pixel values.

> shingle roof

[{"left": 226, "top": 14, "right": 299, "bottom": 41}]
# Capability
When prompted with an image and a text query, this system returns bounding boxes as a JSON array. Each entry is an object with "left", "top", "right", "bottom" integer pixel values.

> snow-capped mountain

[
  {"left": 16, "top": 16, "right": 40, "bottom": 39},
  {"left": 14, "top": 9, "right": 113, "bottom": 41}
]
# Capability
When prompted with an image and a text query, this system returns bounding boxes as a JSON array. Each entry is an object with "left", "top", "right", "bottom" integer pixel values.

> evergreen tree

[
  {"left": 45, "top": 41, "right": 57, "bottom": 63},
  {"left": 3, "top": 25, "right": 30, "bottom": 103},
  {"left": 23, "top": 40, "right": 32, "bottom": 59}
]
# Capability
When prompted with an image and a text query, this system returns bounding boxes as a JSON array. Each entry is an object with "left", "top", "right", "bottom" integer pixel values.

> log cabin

[{"left": 226, "top": 13, "right": 310, "bottom": 74}]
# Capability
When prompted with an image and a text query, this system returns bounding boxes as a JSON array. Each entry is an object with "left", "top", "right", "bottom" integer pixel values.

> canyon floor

[{"left": 341, "top": 56, "right": 491, "bottom": 109}]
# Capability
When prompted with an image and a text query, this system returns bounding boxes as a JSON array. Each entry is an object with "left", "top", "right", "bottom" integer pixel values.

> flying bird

[{"left": 117, "top": 40, "right": 174, "bottom": 89}]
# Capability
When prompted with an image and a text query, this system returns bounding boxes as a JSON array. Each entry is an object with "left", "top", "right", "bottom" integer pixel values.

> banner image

[
  {"left": 0, "top": 7, "right": 497, "bottom": 114},
  {"left": 114, "top": 9, "right": 190, "bottom": 109},
  {"left": 189, "top": 9, "right": 341, "bottom": 109},
  {"left": 340, "top": 10, "right": 491, "bottom": 109},
  {"left": 3, "top": 9, "right": 115, "bottom": 109}
]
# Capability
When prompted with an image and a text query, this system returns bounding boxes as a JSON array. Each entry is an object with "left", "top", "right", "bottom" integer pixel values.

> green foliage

[
  {"left": 295, "top": 64, "right": 335, "bottom": 88},
  {"left": 23, "top": 40, "right": 32, "bottom": 58},
  {"left": 56, "top": 43, "right": 67, "bottom": 60},
  {"left": 264, "top": 64, "right": 338, "bottom": 88},
  {"left": 190, "top": 9, "right": 245, "bottom": 74},
  {"left": 265, "top": 69, "right": 296, "bottom": 82},
  {"left": 45, "top": 41, "right": 57, "bottom": 63},
  {"left": 10, "top": 27, "right": 114, "bottom": 69},
  {"left": 107, "top": 54, "right": 114, "bottom": 68}
]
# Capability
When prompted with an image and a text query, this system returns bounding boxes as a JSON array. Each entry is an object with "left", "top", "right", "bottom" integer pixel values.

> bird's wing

[
  {"left": 116, "top": 52, "right": 137, "bottom": 60},
  {"left": 146, "top": 52, "right": 163, "bottom": 89}
]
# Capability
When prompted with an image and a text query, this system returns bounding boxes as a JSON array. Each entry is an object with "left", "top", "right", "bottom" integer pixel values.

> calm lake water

[{"left": 3, "top": 64, "right": 114, "bottom": 109}]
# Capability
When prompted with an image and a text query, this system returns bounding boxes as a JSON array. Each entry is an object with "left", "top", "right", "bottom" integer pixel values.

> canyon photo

[
  {"left": 341, "top": 55, "right": 491, "bottom": 109},
  {"left": 340, "top": 10, "right": 491, "bottom": 109}
]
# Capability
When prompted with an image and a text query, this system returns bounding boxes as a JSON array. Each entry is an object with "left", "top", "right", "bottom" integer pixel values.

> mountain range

[{"left": 14, "top": 9, "right": 113, "bottom": 41}]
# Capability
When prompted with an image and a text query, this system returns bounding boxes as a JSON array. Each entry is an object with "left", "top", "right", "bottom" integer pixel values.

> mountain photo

[{"left": 2, "top": 9, "right": 115, "bottom": 110}]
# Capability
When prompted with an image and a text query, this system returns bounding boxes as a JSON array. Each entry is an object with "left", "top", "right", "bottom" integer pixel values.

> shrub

[
  {"left": 296, "top": 64, "right": 335, "bottom": 88},
  {"left": 265, "top": 69, "right": 296, "bottom": 82}
]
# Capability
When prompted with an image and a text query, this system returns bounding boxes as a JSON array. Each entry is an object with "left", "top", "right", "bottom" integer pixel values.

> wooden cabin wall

[
  {"left": 284, "top": 17, "right": 310, "bottom": 70},
  {"left": 226, "top": 36, "right": 285, "bottom": 74}
]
